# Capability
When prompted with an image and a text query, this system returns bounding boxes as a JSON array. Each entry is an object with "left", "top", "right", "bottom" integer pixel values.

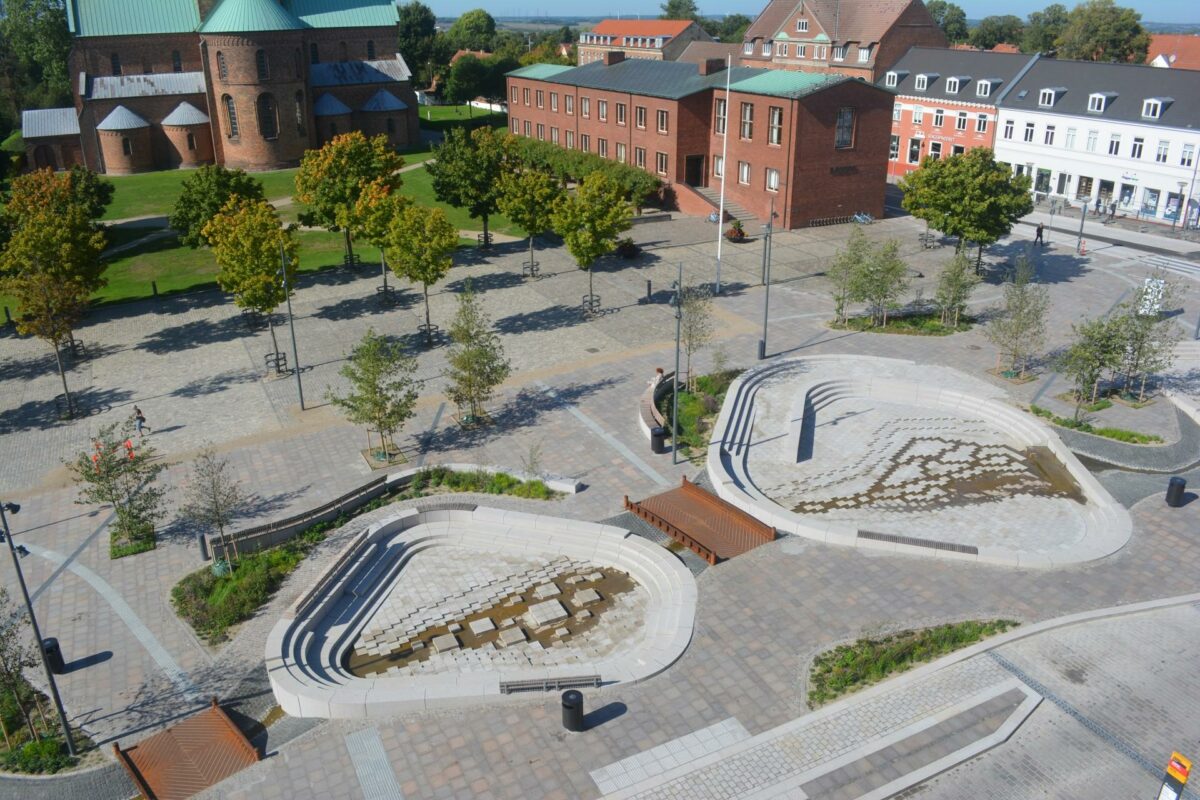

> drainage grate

[
  {"left": 857, "top": 530, "right": 978, "bottom": 555},
  {"left": 500, "top": 675, "right": 601, "bottom": 694}
]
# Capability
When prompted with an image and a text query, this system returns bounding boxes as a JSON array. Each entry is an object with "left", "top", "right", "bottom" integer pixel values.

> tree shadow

[
  {"left": 170, "top": 369, "right": 261, "bottom": 398},
  {"left": 983, "top": 240, "right": 1089, "bottom": 285},
  {"left": 0, "top": 351, "right": 60, "bottom": 382},
  {"left": 313, "top": 291, "right": 416, "bottom": 322},
  {"left": 495, "top": 304, "right": 586, "bottom": 335},
  {"left": 240, "top": 484, "right": 314, "bottom": 521},
  {"left": 0, "top": 386, "right": 133, "bottom": 434},
  {"left": 138, "top": 316, "right": 251, "bottom": 354},
  {"left": 446, "top": 270, "right": 525, "bottom": 294}
]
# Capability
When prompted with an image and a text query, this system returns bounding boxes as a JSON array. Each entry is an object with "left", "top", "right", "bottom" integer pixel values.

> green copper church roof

[
  {"left": 67, "top": 0, "right": 397, "bottom": 38},
  {"left": 286, "top": 0, "right": 398, "bottom": 28},
  {"left": 200, "top": 0, "right": 306, "bottom": 33},
  {"left": 67, "top": 0, "right": 201, "bottom": 37}
]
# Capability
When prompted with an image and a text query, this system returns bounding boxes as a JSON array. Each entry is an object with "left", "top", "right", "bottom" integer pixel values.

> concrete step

[{"left": 691, "top": 185, "right": 760, "bottom": 226}]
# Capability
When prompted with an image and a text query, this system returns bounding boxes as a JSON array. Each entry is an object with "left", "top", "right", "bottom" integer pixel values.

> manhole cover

[{"left": 586, "top": 347, "right": 600, "bottom": 353}]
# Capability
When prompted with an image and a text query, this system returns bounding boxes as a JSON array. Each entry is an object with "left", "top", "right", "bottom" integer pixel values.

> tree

[
  {"left": 551, "top": 172, "right": 631, "bottom": 310},
  {"left": 680, "top": 286, "right": 714, "bottom": 389},
  {"left": 3, "top": 166, "right": 113, "bottom": 225},
  {"left": 1058, "top": 316, "right": 1121, "bottom": 419},
  {"left": 0, "top": 0, "right": 72, "bottom": 120},
  {"left": 203, "top": 196, "right": 298, "bottom": 360},
  {"left": 180, "top": 446, "right": 248, "bottom": 563},
  {"left": 661, "top": 0, "right": 701, "bottom": 21},
  {"left": 899, "top": 147, "right": 1033, "bottom": 264},
  {"left": 169, "top": 165, "right": 265, "bottom": 248},
  {"left": 1055, "top": 0, "right": 1150, "bottom": 62},
  {"left": 0, "top": 205, "right": 106, "bottom": 413},
  {"left": 480, "top": 54, "right": 520, "bottom": 104},
  {"left": 328, "top": 330, "right": 419, "bottom": 461},
  {"left": 294, "top": 131, "right": 405, "bottom": 263},
  {"left": 985, "top": 257, "right": 1048, "bottom": 377},
  {"left": 934, "top": 251, "right": 981, "bottom": 328},
  {"left": 497, "top": 168, "right": 563, "bottom": 272},
  {"left": 446, "top": 9, "right": 496, "bottom": 52},
  {"left": 397, "top": 1, "right": 439, "bottom": 83},
  {"left": 826, "top": 226, "right": 870, "bottom": 325},
  {"left": 1021, "top": 4, "right": 1068, "bottom": 53},
  {"left": 385, "top": 204, "right": 458, "bottom": 345},
  {"left": 968, "top": 15, "right": 1024, "bottom": 50},
  {"left": 1111, "top": 275, "right": 1182, "bottom": 400},
  {"left": 444, "top": 283, "right": 510, "bottom": 422},
  {"left": 426, "top": 126, "right": 507, "bottom": 244},
  {"left": 0, "top": 587, "right": 38, "bottom": 741},
  {"left": 443, "top": 54, "right": 488, "bottom": 111},
  {"left": 849, "top": 239, "right": 909, "bottom": 327},
  {"left": 352, "top": 178, "right": 410, "bottom": 289},
  {"left": 69, "top": 420, "right": 168, "bottom": 556},
  {"left": 926, "top": 0, "right": 969, "bottom": 43}
]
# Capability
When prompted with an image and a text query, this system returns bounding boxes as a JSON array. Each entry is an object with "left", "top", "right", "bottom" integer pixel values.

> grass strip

[
  {"left": 832, "top": 312, "right": 974, "bottom": 336},
  {"left": 1030, "top": 405, "right": 1163, "bottom": 444},
  {"left": 657, "top": 370, "right": 742, "bottom": 458}
]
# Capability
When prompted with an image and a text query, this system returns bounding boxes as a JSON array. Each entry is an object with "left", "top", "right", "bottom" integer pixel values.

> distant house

[
  {"left": 576, "top": 20, "right": 714, "bottom": 65},
  {"left": 1147, "top": 35, "right": 1200, "bottom": 71}
]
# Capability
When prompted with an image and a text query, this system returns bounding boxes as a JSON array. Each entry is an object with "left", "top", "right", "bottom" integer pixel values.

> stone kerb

[
  {"left": 706, "top": 356, "right": 1132, "bottom": 568},
  {"left": 637, "top": 371, "right": 673, "bottom": 440},
  {"left": 266, "top": 507, "right": 697, "bottom": 719}
]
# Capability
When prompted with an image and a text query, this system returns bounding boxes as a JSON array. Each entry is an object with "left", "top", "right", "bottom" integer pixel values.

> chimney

[
  {"left": 699, "top": 58, "right": 726, "bottom": 76},
  {"left": 602, "top": 51, "right": 625, "bottom": 66}
]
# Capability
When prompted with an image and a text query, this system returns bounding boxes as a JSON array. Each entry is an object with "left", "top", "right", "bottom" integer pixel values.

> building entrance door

[{"left": 685, "top": 155, "right": 704, "bottom": 186}]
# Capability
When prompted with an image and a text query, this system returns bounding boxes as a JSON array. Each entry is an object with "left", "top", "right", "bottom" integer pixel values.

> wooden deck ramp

[{"left": 625, "top": 477, "right": 776, "bottom": 565}]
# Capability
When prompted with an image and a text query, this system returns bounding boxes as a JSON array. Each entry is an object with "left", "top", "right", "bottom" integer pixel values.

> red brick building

[
  {"left": 880, "top": 47, "right": 1038, "bottom": 181},
  {"left": 577, "top": 20, "right": 714, "bottom": 65},
  {"left": 508, "top": 54, "right": 894, "bottom": 228},
  {"left": 21, "top": 0, "right": 418, "bottom": 174},
  {"left": 738, "top": 0, "right": 946, "bottom": 82}
]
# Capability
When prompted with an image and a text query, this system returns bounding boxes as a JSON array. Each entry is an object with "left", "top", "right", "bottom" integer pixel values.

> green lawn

[
  {"left": 417, "top": 103, "right": 508, "bottom": 132},
  {"left": 102, "top": 168, "right": 299, "bottom": 221},
  {"left": 398, "top": 165, "right": 517, "bottom": 235}
]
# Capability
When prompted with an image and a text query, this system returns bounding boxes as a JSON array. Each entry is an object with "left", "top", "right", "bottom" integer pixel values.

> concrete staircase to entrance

[{"left": 692, "top": 185, "right": 761, "bottom": 227}]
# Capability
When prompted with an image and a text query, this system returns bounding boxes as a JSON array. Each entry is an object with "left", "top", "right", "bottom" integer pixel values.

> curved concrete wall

[
  {"left": 266, "top": 507, "right": 697, "bottom": 719},
  {"left": 706, "top": 356, "right": 1132, "bottom": 568}
]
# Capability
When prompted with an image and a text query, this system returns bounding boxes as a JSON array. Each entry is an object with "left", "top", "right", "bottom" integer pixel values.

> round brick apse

[
  {"left": 163, "top": 123, "right": 215, "bottom": 168},
  {"left": 98, "top": 128, "right": 153, "bottom": 174}
]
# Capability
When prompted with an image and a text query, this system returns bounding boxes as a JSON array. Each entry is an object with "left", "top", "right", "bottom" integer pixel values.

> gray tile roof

[
  {"left": 999, "top": 58, "right": 1200, "bottom": 129},
  {"left": 881, "top": 47, "right": 1037, "bottom": 103},
  {"left": 89, "top": 72, "right": 207, "bottom": 100},
  {"left": 533, "top": 59, "right": 764, "bottom": 100},
  {"left": 676, "top": 41, "right": 742, "bottom": 65},
  {"left": 360, "top": 89, "right": 408, "bottom": 112},
  {"left": 96, "top": 105, "right": 150, "bottom": 131},
  {"left": 21, "top": 108, "right": 81, "bottom": 139},
  {"left": 161, "top": 101, "right": 211, "bottom": 126},
  {"left": 313, "top": 93, "right": 352, "bottom": 116},
  {"left": 309, "top": 58, "right": 411, "bottom": 87}
]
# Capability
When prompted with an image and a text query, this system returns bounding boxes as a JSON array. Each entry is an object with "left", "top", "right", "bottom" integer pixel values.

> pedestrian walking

[
  {"left": 1034, "top": 223, "right": 1045, "bottom": 246},
  {"left": 133, "top": 406, "right": 150, "bottom": 437}
]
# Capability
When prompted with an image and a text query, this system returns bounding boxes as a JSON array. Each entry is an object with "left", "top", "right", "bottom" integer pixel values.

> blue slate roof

[
  {"left": 360, "top": 90, "right": 408, "bottom": 112},
  {"left": 310, "top": 58, "right": 413, "bottom": 87},
  {"left": 161, "top": 101, "right": 211, "bottom": 126},
  {"left": 22, "top": 108, "right": 81, "bottom": 139},
  {"left": 313, "top": 93, "right": 353, "bottom": 116}
]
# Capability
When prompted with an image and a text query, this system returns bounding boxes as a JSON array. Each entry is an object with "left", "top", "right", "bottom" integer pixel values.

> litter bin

[
  {"left": 1167, "top": 477, "right": 1187, "bottom": 508},
  {"left": 42, "top": 638, "right": 65, "bottom": 675},
  {"left": 650, "top": 426, "right": 667, "bottom": 455},
  {"left": 562, "top": 689, "right": 585, "bottom": 732}
]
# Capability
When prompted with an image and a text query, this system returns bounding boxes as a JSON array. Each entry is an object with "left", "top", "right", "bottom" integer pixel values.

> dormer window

[
  {"left": 762, "top": 42, "right": 772, "bottom": 56},
  {"left": 976, "top": 80, "right": 994, "bottom": 97},
  {"left": 1088, "top": 92, "right": 1113, "bottom": 113},
  {"left": 744, "top": 42, "right": 754, "bottom": 55},
  {"left": 885, "top": 71, "right": 898, "bottom": 88},
  {"left": 915, "top": 74, "right": 928, "bottom": 91},
  {"left": 946, "top": 77, "right": 960, "bottom": 94},
  {"left": 857, "top": 45, "right": 871, "bottom": 63},
  {"left": 1039, "top": 88, "right": 1065, "bottom": 107},
  {"left": 1142, "top": 98, "right": 1170, "bottom": 119},
  {"left": 797, "top": 19, "right": 809, "bottom": 32}
]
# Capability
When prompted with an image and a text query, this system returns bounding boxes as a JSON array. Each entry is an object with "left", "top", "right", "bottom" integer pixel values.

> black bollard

[
  {"left": 646, "top": 279, "right": 653, "bottom": 303},
  {"left": 1167, "top": 477, "right": 1187, "bottom": 508},
  {"left": 42, "top": 638, "right": 65, "bottom": 674},
  {"left": 562, "top": 690, "right": 585, "bottom": 732},
  {"left": 650, "top": 426, "right": 667, "bottom": 455},
  {"left": 197, "top": 531, "right": 210, "bottom": 561}
]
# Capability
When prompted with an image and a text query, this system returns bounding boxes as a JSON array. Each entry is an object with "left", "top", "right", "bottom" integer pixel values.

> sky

[{"left": 466, "top": 0, "right": 1199, "bottom": 26}]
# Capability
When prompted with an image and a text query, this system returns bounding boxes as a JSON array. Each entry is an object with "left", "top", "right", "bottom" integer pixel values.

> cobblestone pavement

[{"left": 1, "top": 212, "right": 1198, "bottom": 796}]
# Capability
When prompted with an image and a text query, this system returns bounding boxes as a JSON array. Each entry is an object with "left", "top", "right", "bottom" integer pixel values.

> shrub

[
  {"left": 1029, "top": 405, "right": 1162, "bottom": 444},
  {"left": 0, "top": 737, "right": 76, "bottom": 774}
]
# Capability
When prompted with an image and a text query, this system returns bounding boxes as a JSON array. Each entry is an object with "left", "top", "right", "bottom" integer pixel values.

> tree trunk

[
  {"left": 52, "top": 340, "right": 73, "bottom": 418},
  {"left": 976, "top": 245, "right": 983, "bottom": 273},
  {"left": 34, "top": 695, "right": 48, "bottom": 730},
  {"left": 481, "top": 214, "right": 490, "bottom": 246},
  {"left": 19, "top": 697, "right": 35, "bottom": 739},
  {"left": 588, "top": 269, "right": 594, "bottom": 305},
  {"left": 343, "top": 228, "right": 354, "bottom": 263},
  {"left": 0, "top": 712, "right": 10, "bottom": 750},
  {"left": 267, "top": 315, "right": 280, "bottom": 361},
  {"left": 1139, "top": 372, "right": 1147, "bottom": 401},
  {"left": 423, "top": 284, "right": 432, "bottom": 345},
  {"left": 1092, "top": 380, "right": 1099, "bottom": 403},
  {"left": 380, "top": 249, "right": 388, "bottom": 290},
  {"left": 528, "top": 235, "right": 535, "bottom": 268}
]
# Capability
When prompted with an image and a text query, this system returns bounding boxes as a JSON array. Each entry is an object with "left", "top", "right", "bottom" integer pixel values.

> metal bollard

[
  {"left": 1167, "top": 477, "right": 1187, "bottom": 508},
  {"left": 562, "top": 690, "right": 585, "bottom": 732},
  {"left": 646, "top": 279, "right": 653, "bottom": 303}
]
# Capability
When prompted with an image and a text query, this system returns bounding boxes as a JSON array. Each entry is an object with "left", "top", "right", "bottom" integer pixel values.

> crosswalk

[{"left": 1141, "top": 253, "right": 1200, "bottom": 279}]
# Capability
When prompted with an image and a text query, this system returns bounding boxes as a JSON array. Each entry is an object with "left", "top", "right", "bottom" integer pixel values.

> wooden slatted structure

[
  {"left": 114, "top": 697, "right": 259, "bottom": 800},
  {"left": 625, "top": 477, "right": 776, "bottom": 564}
]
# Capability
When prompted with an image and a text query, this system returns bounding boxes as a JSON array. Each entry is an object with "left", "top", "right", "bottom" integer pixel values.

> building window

[
  {"left": 598, "top": 138, "right": 608, "bottom": 157},
  {"left": 635, "top": 146, "right": 645, "bottom": 167},
  {"left": 776, "top": 42, "right": 788, "bottom": 57},
  {"left": 172, "top": 51, "right": 182, "bottom": 73},
  {"left": 1065, "top": 128, "right": 1076, "bottom": 149},
  {"left": 740, "top": 102, "right": 753, "bottom": 139},
  {"left": 1155, "top": 140, "right": 1169, "bottom": 163},
  {"left": 550, "top": 92, "right": 558, "bottom": 112},
  {"left": 258, "top": 94, "right": 278, "bottom": 139},
  {"left": 1088, "top": 93, "right": 1107, "bottom": 113},
  {"left": 832, "top": 45, "right": 846, "bottom": 61},
  {"left": 657, "top": 109, "right": 668, "bottom": 133},
  {"left": 216, "top": 52, "right": 227, "bottom": 80},
  {"left": 889, "top": 135, "right": 899, "bottom": 160},
  {"left": 929, "top": 141, "right": 942, "bottom": 160},
  {"left": 186, "top": 132, "right": 196, "bottom": 150},
  {"left": 762, "top": 42, "right": 771, "bottom": 56},
  {"left": 295, "top": 91, "right": 306, "bottom": 135},
  {"left": 580, "top": 134, "right": 590, "bottom": 152},
  {"left": 656, "top": 151, "right": 668, "bottom": 175},
  {"left": 523, "top": 88, "right": 530, "bottom": 106},
  {"left": 523, "top": 120, "right": 531, "bottom": 136},
  {"left": 858, "top": 45, "right": 871, "bottom": 63},
  {"left": 976, "top": 80, "right": 991, "bottom": 97},
  {"left": 768, "top": 107, "right": 782, "bottom": 145},
  {"left": 737, "top": 160, "right": 750, "bottom": 184},
  {"left": 565, "top": 95, "right": 574, "bottom": 115},
  {"left": 598, "top": 100, "right": 607, "bottom": 121},
  {"left": 835, "top": 107, "right": 855, "bottom": 148},
  {"left": 566, "top": 130, "right": 575, "bottom": 149},
  {"left": 1044, "top": 125, "right": 1054, "bottom": 145},
  {"left": 1003, "top": 119, "right": 1013, "bottom": 139},
  {"left": 946, "top": 77, "right": 960, "bottom": 93},
  {"left": 310, "top": 43, "right": 319, "bottom": 64},
  {"left": 892, "top": 104, "right": 901, "bottom": 122},
  {"left": 537, "top": 123, "right": 545, "bottom": 141},
  {"left": 511, "top": 117, "right": 519, "bottom": 134},
  {"left": 1130, "top": 137, "right": 1143, "bottom": 159},
  {"left": 1038, "top": 88, "right": 1055, "bottom": 107},
  {"left": 549, "top": 126, "right": 558, "bottom": 144},
  {"left": 915, "top": 74, "right": 927, "bottom": 91},
  {"left": 816, "top": 45, "right": 826, "bottom": 59},
  {"left": 257, "top": 50, "right": 271, "bottom": 81},
  {"left": 714, "top": 100, "right": 726, "bottom": 134},
  {"left": 1142, "top": 99, "right": 1162, "bottom": 119},
  {"left": 511, "top": 86, "right": 518, "bottom": 103},
  {"left": 1023, "top": 122, "right": 1034, "bottom": 142},
  {"left": 907, "top": 138, "right": 921, "bottom": 163},
  {"left": 111, "top": 53, "right": 121, "bottom": 76},
  {"left": 766, "top": 167, "right": 779, "bottom": 191},
  {"left": 976, "top": 114, "right": 987, "bottom": 133},
  {"left": 955, "top": 112, "right": 967, "bottom": 131},
  {"left": 1183, "top": 144, "right": 1195, "bottom": 168},
  {"left": 885, "top": 72, "right": 898, "bottom": 88},
  {"left": 223, "top": 95, "right": 239, "bottom": 138},
  {"left": 536, "top": 90, "right": 544, "bottom": 109},
  {"left": 1086, "top": 130, "right": 1098, "bottom": 152},
  {"left": 581, "top": 97, "right": 590, "bottom": 117},
  {"left": 797, "top": 18, "right": 808, "bottom": 31},
  {"left": 933, "top": 109, "right": 944, "bottom": 127},
  {"left": 1108, "top": 134, "right": 1120, "bottom": 155},
  {"left": 912, "top": 106, "right": 923, "bottom": 125},
  {"left": 616, "top": 103, "right": 626, "bottom": 125},
  {"left": 1142, "top": 188, "right": 1160, "bottom": 215},
  {"left": 121, "top": 137, "right": 132, "bottom": 156},
  {"left": 743, "top": 42, "right": 753, "bottom": 55},
  {"left": 631, "top": 105, "right": 644, "bottom": 129},
  {"left": 714, "top": 154, "right": 724, "bottom": 176},
  {"left": 367, "top": 40, "right": 376, "bottom": 60},
  {"left": 616, "top": 142, "right": 626, "bottom": 163}
]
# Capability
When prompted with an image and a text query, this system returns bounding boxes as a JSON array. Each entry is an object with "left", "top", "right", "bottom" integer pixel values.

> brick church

[{"left": 21, "top": 0, "right": 419, "bottom": 175}]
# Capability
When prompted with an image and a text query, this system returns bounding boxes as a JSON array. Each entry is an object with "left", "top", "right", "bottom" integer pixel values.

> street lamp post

[
  {"left": 671, "top": 262, "right": 682, "bottom": 466},
  {"left": 0, "top": 503, "right": 76, "bottom": 756},
  {"left": 279, "top": 243, "right": 305, "bottom": 411},
  {"left": 1076, "top": 204, "right": 1087, "bottom": 254},
  {"left": 758, "top": 198, "right": 775, "bottom": 360},
  {"left": 1173, "top": 181, "right": 1188, "bottom": 232}
]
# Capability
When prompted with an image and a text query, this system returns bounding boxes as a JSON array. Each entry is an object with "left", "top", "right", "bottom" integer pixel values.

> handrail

[{"left": 624, "top": 495, "right": 717, "bottom": 565}]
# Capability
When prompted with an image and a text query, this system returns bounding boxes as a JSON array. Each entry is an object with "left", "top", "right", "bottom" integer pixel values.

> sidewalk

[{"left": 1020, "top": 207, "right": 1200, "bottom": 259}]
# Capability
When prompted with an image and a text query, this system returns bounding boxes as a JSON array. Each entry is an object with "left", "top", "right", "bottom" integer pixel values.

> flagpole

[{"left": 715, "top": 54, "right": 731, "bottom": 296}]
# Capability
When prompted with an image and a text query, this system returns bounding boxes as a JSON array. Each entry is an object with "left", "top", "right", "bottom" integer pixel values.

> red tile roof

[
  {"left": 450, "top": 49, "right": 491, "bottom": 64},
  {"left": 1148, "top": 34, "right": 1200, "bottom": 71},
  {"left": 745, "top": 0, "right": 923, "bottom": 45},
  {"left": 991, "top": 42, "right": 1020, "bottom": 53},
  {"left": 590, "top": 19, "right": 695, "bottom": 38}
]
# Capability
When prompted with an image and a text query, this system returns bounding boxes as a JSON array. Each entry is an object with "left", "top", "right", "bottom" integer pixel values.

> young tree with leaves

[
  {"left": 827, "top": 226, "right": 870, "bottom": 325},
  {"left": 0, "top": 0, "right": 73, "bottom": 119},
  {"left": 445, "top": 284, "right": 510, "bottom": 422},
  {"left": 925, "top": 0, "right": 969, "bottom": 43},
  {"left": 294, "top": 131, "right": 405, "bottom": 263},
  {"left": 968, "top": 15, "right": 1024, "bottom": 49},
  {"left": 1055, "top": 0, "right": 1150, "bottom": 62},
  {"left": 497, "top": 168, "right": 563, "bottom": 272},
  {"left": 551, "top": 172, "right": 632, "bottom": 310},
  {"left": 169, "top": 165, "right": 265, "bottom": 248},
  {"left": 849, "top": 240, "right": 909, "bottom": 327},
  {"left": 386, "top": 205, "right": 458, "bottom": 344},
  {"left": 444, "top": 55, "right": 488, "bottom": 114},
  {"left": 680, "top": 286, "right": 714, "bottom": 389},
  {"left": 203, "top": 197, "right": 298, "bottom": 361},
  {"left": 3, "top": 166, "right": 113, "bottom": 226},
  {"left": 1112, "top": 276, "right": 1182, "bottom": 400},
  {"left": 1021, "top": 4, "right": 1068, "bottom": 53},
  {"left": 446, "top": 8, "right": 497, "bottom": 51},
  {"left": 1058, "top": 316, "right": 1121, "bottom": 419},
  {"left": 180, "top": 447, "right": 248, "bottom": 563},
  {"left": 352, "top": 178, "right": 410, "bottom": 293},
  {"left": 0, "top": 587, "right": 38, "bottom": 742},
  {"left": 934, "top": 251, "right": 981, "bottom": 328},
  {"left": 660, "top": 0, "right": 701, "bottom": 22},
  {"left": 69, "top": 420, "right": 168, "bottom": 556},
  {"left": 426, "top": 126, "right": 507, "bottom": 244},
  {"left": 397, "top": 1, "right": 440, "bottom": 84},
  {"left": 986, "top": 257, "right": 1049, "bottom": 377},
  {"left": 328, "top": 329, "right": 419, "bottom": 461}
]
